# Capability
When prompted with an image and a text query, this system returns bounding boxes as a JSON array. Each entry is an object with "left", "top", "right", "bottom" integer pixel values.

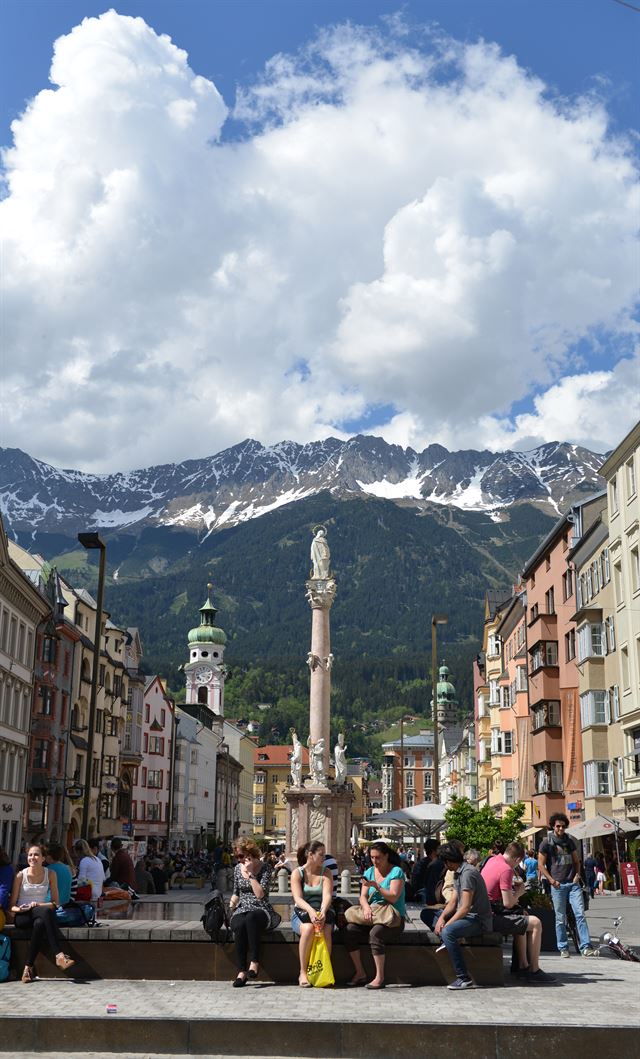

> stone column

[{"left": 306, "top": 578, "right": 336, "bottom": 777}]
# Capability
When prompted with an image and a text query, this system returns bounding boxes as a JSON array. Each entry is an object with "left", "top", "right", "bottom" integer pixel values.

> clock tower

[{"left": 184, "top": 584, "right": 227, "bottom": 717}]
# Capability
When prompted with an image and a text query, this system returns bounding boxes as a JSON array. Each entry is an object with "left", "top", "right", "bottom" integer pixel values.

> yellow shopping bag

[{"left": 306, "top": 929, "right": 335, "bottom": 988}]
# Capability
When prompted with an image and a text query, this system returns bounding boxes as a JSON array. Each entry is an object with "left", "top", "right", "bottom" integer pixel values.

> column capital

[{"left": 305, "top": 578, "right": 337, "bottom": 610}]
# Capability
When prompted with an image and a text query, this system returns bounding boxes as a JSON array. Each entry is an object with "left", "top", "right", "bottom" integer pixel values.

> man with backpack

[{"left": 538, "top": 813, "right": 597, "bottom": 958}]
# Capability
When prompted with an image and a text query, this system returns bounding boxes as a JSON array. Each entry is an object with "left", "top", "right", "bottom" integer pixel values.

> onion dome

[{"left": 187, "top": 583, "right": 227, "bottom": 646}]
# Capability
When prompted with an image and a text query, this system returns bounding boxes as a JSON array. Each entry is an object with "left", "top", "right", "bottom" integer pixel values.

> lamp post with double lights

[
  {"left": 430, "top": 613, "right": 448, "bottom": 809},
  {"left": 78, "top": 532, "right": 107, "bottom": 840}
]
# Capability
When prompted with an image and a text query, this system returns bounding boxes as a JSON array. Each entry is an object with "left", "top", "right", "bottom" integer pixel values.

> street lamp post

[
  {"left": 431, "top": 613, "right": 448, "bottom": 809},
  {"left": 78, "top": 532, "right": 107, "bottom": 841}
]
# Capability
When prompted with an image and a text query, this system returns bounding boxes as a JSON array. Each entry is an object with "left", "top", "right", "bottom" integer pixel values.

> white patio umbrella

[
  {"left": 361, "top": 802, "right": 447, "bottom": 839},
  {"left": 567, "top": 815, "right": 639, "bottom": 841}
]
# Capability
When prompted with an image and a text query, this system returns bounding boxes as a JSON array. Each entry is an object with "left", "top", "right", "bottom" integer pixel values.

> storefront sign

[{"left": 621, "top": 862, "right": 640, "bottom": 897}]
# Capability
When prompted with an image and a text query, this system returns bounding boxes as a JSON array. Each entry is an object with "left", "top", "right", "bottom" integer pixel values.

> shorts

[
  {"left": 290, "top": 906, "right": 336, "bottom": 935},
  {"left": 492, "top": 911, "right": 529, "bottom": 936}
]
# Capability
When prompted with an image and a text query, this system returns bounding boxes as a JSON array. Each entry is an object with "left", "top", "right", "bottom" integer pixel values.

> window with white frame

[
  {"left": 580, "top": 690, "right": 608, "bottom": 728},
  {"left": 621, "top": 646, "right": 630, "bottom": 690},
  {"left": 531, "top": 700, "right": 561, "bottom": 731},
  {"left": 601, "top": 548, "right": 610, "bottom": 584},
  {"left": 631, "top": 547, "right": 640, "bottom": 594},
  {"left": 562, "top": 568, "right": 573, "bottom": 602},
  {"left": 487, "top": 635, "right": 501, "bottom": 658},
  {"left": 500, "top": 685, "right": 511, "bottom": 709},
  {"left": 616, "top": 757, "right": 625, "bottom": 793},
  {"left": 626, "top": 457, "right": 636, "bottom": 498},
  {"left": 565, "top": 629, "right": 576, "bottom": 662},
  {"left": 503, "top": 731, "right": 514, "bottom": 754},
  {"left": 613, "top": 562, "right": 623, "bottom": 607},
  {"left": 584, "top": 760, "right": 611, "bottom": 797},
  {"left": 490, "top": 728, "right": 502, "bottom": 755},
  {"left": 253, "top": 815, "right": 264, "bottom": 827},
  {"left": 610, "top": 684, "right": 620, "bottom": 721},
  {"left": 255, "top": 772, "right": 265, "bottom": 785},
  {"left": 535, "top": 762, "right": 563, "bottom": 793},
  {"left": 530, "top": 641, "right": 559, "bottom": 671},
  {"left": 405, "top": 790, "right": 415, "bottom": 807},
  {"left": 577, "top": 623, "right": 605, "bottom": 662},
  {"left": 489, "top": 679, "right": 500, "bottom": 705},
  {"left": 255, "top": 793, "right": 264, "bottom": 804},
  {"left": 477, "top": 693, "right": 486, "bottom": 718},
  {"left": 630, "top": 728, "right": 640, "bottom": 777},
  {"left": 405, "top": 771, "right": 414, "bottom": 788},
  {"left": 516, "top": 666, "right": 528, "bottom": 692},
  {"left": 503, "top": 779, "right": 515, "bottom": 804},
  {"left": 605, "top": 615, "right": 616, "bottom": 653}
]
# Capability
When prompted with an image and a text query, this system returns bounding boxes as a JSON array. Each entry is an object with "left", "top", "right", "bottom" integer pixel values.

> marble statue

[
  {"left": 334, "top": 733, "right": 347, "bottom": 785},
  {"left": 307, "top": 735, "right": 326, "bottom": 785},
  {"left": 306, "top": 651, "right": 320, "bottom": 671},
  {"left": 290, "top": 728, "right": 303, "bottom": 787},
  {"left": 310, "top": 525, "right": 331, "bottom": 580}
]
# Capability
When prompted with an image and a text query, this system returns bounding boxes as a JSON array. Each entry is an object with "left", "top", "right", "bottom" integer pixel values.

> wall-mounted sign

[{"left": 65, "top": 785, "right": 83, "bottom": 799}]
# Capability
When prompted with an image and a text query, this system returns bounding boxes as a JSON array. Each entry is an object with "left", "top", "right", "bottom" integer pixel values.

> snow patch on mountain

[{"left": 90, "top": 506, "right": 154, "bottom": 528}]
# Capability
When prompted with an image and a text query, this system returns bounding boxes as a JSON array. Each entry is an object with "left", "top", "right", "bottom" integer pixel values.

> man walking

[
  {"left": 538, "top": 814, "right": 597, "bottom": 957},
  {"left": 434, "top": 842, "right": 493, "bottom": 990},
  {"left": 482, "top": 841, "right": 555, "bottom": 983}
]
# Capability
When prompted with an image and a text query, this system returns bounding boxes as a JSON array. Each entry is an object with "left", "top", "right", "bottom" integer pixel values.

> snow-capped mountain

[{"left": 0, "top": 436, "right": 605, "bottom": 540}]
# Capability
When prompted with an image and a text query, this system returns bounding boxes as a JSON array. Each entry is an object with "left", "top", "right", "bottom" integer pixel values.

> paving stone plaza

[{"left": 2, "top": 891, "right": 639, "bottom": 1059}]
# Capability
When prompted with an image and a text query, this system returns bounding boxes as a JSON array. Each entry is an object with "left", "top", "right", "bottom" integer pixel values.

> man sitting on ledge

[
  {"left": 482, "top": 840, "right": 555, "bottom": 984},
  {"left": 434, "top": 841, "right": 494, "bottom": 990}
]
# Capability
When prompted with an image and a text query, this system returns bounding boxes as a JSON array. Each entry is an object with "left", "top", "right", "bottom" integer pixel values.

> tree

[{"left": 444, "top": 797, "right": 526, "bottom": 854}]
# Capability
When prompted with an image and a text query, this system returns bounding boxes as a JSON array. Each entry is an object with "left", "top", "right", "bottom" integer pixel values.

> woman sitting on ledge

[
  {"left": 345, "top": 840, "right": 405, "bottom": 990},
  {"left": 9, "top": 843, "right": 75, "bottom": 982},
  {"left": 228, "top": 839, "right": 274, "bottom": 987},
  {"left": 290, "top": 841, "right": 335, "bottom": 987}
]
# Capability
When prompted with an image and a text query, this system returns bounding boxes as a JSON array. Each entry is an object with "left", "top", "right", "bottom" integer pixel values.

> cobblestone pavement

[{"left": 1, "top": 954, "right": 638, "bottom": 1028}]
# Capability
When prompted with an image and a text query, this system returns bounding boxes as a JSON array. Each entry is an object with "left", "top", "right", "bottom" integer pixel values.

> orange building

[
  {"left": 523, "top": 496, "right": 604, "bottom": 826},
  {"left": 495, "top": 593, "right": 532, "bottom": 823}
]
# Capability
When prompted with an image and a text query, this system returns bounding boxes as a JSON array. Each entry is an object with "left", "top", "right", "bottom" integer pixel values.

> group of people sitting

[
  {"left": 229, "top": 815, "right": 600, "bottom": 990},
  {"left": 0, "top": 836, "right": 140, "bottom": 983}
]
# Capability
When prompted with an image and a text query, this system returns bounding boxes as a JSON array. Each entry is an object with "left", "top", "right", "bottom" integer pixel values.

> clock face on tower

[{"left": 193, "top": 665, "right": 213, "bottom": 683}]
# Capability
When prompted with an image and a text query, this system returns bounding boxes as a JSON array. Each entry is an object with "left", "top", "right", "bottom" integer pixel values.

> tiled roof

[{"left": 253, "top": 744, "right": 309, "bottom": 766}]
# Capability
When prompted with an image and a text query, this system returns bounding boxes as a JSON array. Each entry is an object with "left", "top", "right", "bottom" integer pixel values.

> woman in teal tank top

[{"left": 290, "top": 841, "right": 335, "bottom": 986}]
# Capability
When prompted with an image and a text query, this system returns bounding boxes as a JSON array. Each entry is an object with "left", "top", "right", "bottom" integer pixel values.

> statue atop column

[
  {"left": 307, "top": 735, "right": 326, "bottom": 786},
  {"left": 334, "top": 733, "right": 347, "bottom": 786},
  {"left": 290, "top": 728, "right": 303, "bottom": 787},
  {"left": 310, "top": 525, "right": 331, "bottom": 580}
]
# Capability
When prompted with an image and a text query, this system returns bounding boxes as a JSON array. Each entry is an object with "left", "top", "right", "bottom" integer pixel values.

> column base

[{"left": 283, "top": 785, "right": 354, "bottom": 871}]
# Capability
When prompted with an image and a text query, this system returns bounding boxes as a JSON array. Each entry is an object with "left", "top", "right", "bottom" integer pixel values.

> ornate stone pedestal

[{"left": 284, "top": 784, "right": 354, "bottom": 871}]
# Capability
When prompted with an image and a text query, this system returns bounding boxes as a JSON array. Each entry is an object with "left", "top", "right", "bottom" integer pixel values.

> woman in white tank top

[{"left": 9, "top": 844, "right": 75, "bottom": 982}]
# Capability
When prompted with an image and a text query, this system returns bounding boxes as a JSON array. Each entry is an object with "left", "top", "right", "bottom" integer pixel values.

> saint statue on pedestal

[
  {"left": 290, "top": 728, "right": 303, "bottom": 787},
  {"left": 307, "top": 735, "right": 326, "bottom": 785},
  {"left": 310, "top": 525, "right": 331, "bottom": 580},
  {"left": 334, "top": 733, "right": 347, "bottom": 786}
]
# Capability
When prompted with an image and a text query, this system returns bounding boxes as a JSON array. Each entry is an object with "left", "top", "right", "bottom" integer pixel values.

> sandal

[
  {"left": 298, "top": 977, "right": 311, "bottom": 988},
  {"left": 21, "top": 965, "right": 35, "bottom": 983},
  {"left": 55, "top": 954, "right": 75, "bottom": 971}
]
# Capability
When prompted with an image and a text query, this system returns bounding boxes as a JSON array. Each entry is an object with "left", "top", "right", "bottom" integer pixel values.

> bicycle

[{"left": 598, "top": 916, "right": 640, "bottom": 962}]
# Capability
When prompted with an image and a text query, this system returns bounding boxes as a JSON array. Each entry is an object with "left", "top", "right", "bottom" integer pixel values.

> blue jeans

[
  {"left": 551, "top": 882, "right": 591, "bottom": 952},
  {"left": 440, "top": 916, "right": 484, "bottom": 980}
]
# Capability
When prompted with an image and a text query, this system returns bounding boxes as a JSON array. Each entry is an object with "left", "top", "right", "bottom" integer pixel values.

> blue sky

[
  {"left": 1, "top": 1, "right": 638, "bottom": 469},
  {"left": 3, "top": 0, "right": 638, "bottom": 145}
]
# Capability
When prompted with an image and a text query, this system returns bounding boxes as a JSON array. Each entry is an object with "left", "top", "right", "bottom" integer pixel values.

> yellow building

[
  {"left": 253, "top": 744, "right": 309, "bottom": 842},
  {"left": 477, "top": 590, "right": 512, "bottom": 810}
]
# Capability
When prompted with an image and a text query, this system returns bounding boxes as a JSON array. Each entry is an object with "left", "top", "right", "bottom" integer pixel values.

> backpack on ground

[
  {"left": 201, "top": 889, "right": 231, "bottom": 941},
  {"left": 56, "top": 902, "right": 96, "bottom": 927},
  {"left": 0, "top": 933, "right": 11, "bottom": 982}
]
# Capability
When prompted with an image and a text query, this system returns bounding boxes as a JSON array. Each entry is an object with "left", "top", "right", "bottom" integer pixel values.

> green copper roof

[
  {"left": 187, "top": 583, "right": 227, "bottom": 646},
  {"left": 436, "top": 662, "right": 458, "bottom": 702}
]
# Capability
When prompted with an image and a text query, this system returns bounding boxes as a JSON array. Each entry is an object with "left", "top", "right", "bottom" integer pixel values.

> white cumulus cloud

[{"left": 0, "top": 12, "right": 638, "bottom": 470}]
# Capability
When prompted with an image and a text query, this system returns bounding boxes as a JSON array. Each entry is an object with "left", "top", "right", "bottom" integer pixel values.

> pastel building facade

[{"left": 601, "top": 422, "right": 640, "bottom": 819}]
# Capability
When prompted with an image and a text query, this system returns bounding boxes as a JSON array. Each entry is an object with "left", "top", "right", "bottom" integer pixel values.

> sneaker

[
  {"left": 435, "top": 944, "right": 446, "bottom": 953},
  {"left": 560, "top": 949, "right": 570, "bottom": 958},
  {"left": 528, "top": 969, "right": 557, "bottom": 984},
  {"left": 447, "top": 977, "right": 474, "bottom": 990},
  {"left": 581, "top": 946, "right": 598, "bottom": 957}
]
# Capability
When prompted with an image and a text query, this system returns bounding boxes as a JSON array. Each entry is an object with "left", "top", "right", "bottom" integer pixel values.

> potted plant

[{"left": 519, "top": 883, "right": 557, "bottom": 951}]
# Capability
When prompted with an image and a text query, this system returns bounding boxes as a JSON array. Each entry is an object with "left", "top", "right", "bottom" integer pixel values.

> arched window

[{"left": 197, "top": 686, "right": 208, "bottom": 705}]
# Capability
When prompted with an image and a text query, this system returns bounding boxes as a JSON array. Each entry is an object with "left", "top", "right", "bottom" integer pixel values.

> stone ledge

[{"left": 1, "top": 1017, "right": 637, "bottom": 1058}]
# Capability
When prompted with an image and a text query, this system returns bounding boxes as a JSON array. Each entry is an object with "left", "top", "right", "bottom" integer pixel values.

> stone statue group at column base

[{"left": 289, "top": 728, "right": 348, "bottom": 789}]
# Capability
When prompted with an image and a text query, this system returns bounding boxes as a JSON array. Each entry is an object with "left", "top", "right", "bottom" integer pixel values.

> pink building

[{"left": 130, "top": 676, "right": 174, "bottom": 847}]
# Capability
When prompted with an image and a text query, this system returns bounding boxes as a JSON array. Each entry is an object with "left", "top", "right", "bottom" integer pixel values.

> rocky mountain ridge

[{"left": 0, "top": 436, "right": 605, "bottom": 542}]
